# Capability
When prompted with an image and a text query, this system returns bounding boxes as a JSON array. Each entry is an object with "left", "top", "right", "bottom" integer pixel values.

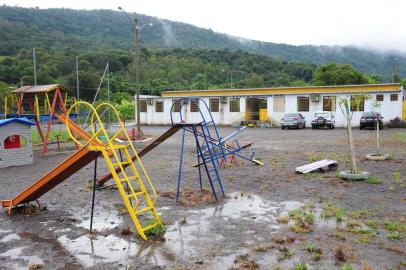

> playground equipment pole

[{"left": 90, "top": 153, "right": 98, "bottom": 234}]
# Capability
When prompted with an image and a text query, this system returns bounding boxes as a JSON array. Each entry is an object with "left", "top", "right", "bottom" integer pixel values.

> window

[
  {"left": 229, "top": 98, "right": 240, "bottom": 112},
  {"left": 376, "top": 94, "right": 384, "bottom": 102},
  {"left": 273, "top": 96, "right": 285, "bottom": 112},
  {"left": 209, "top": 98, "right": 219, "bottom": 112},
  {"left": 260, "top": 99, "right": 267, "bottom": 109},
  {"left": 172, "top": 99, "right": 181, "bottom": 112},
  {"left": 140, "top": 100, "right": 147, "bottom": 112},
  {"left": 190, "top": 100, "right": 199, "bottom": 112},
  {"left": 390, "top": 94, "right": 398, "bottom": 101},
  {"left": 4, "top": 135, "right": 27, "bottom": 149},
  {"left": 323, "top": 96, "right": 336, "bottom": 111},
  {"left": 297, "top": 96, "right": 310, "bottom": 112},
  {"left": 155, "top": 101, "right": 164, "bottom": 112},
  {"left": 350, "top": 95, "right": 365, "bottom": 111}
]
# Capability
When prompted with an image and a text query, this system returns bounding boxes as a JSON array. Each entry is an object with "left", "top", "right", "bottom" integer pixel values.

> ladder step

[
  {"left": 127, "top": 191, "right": 145, "bottom": 198},
  {"left": 134, "top": 206, "right": 153, "bottom": 215},
  {"left": 112, "top": 144, "right": 129, "bottom": 150},
  {"left": 118, "top": 176, "right": 138, "bottom": 183},
  {"left": 112, "top": 161, "right": 132, "bottom": 167},
  {"left": 142, "top": 222, "right": 159, "bottom": 232}
]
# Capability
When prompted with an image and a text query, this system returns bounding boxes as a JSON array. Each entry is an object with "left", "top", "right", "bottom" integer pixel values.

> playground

[{"left": 0, "top": 123, "right": 405, "bottom": 269}]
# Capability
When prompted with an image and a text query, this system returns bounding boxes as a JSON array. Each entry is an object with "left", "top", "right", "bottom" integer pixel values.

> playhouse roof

[
  {"left": 0, "top": 117, "right": 36, "bottom": 127},
  {"left": 11, "top": 84, "right": 71, "bottom": 94}
]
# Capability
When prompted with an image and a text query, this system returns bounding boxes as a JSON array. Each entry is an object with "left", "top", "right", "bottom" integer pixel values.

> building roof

[
  {"left": 0, "top": 117, "right": 35, "bottom": 127},
  {"left": 11, "top": 84, "right": 71, "bottom": 94},
  {"left": 161, "top": 83, "right": 402, "bottom": 97}
]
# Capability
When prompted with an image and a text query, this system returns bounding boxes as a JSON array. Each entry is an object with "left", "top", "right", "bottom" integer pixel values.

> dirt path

[{"left": 0, "top": 127, "right": 405, "bottom": 270}]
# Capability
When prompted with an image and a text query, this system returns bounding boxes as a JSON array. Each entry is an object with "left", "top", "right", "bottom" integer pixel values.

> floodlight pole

[{"left": 135, "top": 18, "right": 141, "bottom": 138}]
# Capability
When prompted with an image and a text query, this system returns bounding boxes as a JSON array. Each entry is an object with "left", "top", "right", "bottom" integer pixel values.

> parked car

[
  {"left": 311, "top": 111, "right": 335, "bottom": 129},
  {"left": 281, "top": 113, "right": 306, "bottom": 129},
  {"left": 360, "top": 112, "right": 384, "bottom": 130}
]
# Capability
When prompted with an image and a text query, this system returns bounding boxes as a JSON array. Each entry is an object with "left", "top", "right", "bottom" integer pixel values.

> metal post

[
  {"left": 107, "top": 62, "right": 111, "bottom": 134},
  {"left": 90, "top": 153, "right": 98, "bottom": 233},
  {"left": 76, "top": 56, "right": 80, "bottom": 100},
  {"left": 230, "top": 70, "right": 233, "bottom": 89},
  {"left": 33, "top": 48, "right": 37, "bottom": 86}
]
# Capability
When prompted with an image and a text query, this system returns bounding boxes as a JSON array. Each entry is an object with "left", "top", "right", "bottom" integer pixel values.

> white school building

[{"left": 137, "top": 83, "right": 406, "bottom": 127}]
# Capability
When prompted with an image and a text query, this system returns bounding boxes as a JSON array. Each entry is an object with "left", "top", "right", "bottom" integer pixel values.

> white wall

[{"left": 138, "top": 91, "right": 403, "bottom": 127}]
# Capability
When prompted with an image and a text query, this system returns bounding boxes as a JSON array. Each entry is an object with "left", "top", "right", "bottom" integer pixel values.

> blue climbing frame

[{"left": 170, "top": 98, "right": 263, "bottom": 202}]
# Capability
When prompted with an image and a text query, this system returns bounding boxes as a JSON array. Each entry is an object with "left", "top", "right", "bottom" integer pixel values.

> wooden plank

[{"left": 296, "top": 159, "right": 337, "bottom": 174}]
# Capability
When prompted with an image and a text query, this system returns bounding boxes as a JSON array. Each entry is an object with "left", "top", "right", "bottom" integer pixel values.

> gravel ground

[{"left": 0, "top": 126, "right": 405, "bottom": 270}]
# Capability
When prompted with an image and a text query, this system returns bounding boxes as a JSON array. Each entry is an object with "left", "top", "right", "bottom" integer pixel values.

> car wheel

[
  {"left": 303, "top": 124, "right": 306, "bottom": 129},
  {"left": 312, "top": 125, "right": 315, "bottom": 130},
  {"left": 281, "top": 126, "right": 285, "bottom": 130},
  {"left": 359, "top": 126, "right": 363, "bottom": 130},
  {"left": 332, "top": 125, "right": 335, "bottom": 129}
]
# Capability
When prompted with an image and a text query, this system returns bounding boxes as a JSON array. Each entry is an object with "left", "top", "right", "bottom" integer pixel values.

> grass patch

[
  {"left": 354, "top": 235, "right": 370, "bottom": 244},
  {"left": 294, "top": 262, "right": 308, "bottom": 270},
  {"left": 364, "top": 220, "right": 378, "bottom": 229},
  {"left": 143, "top": 219, "right": 165, "bottom": 237},
  {"left": 340, "top": 264, "right": 353, "bottom": 270},
  {"left": 31, "top": 130, "right": 72, "bottom": 144},
  {"left": 392, "top": 171, "right": 402, "bottom": 184},
  {"left": 304, "top": 242, "right": 322, "bottom": 261},
  {"left": 321, "top": 203, "right": 345, "bottom": 222},
  {"left": 386, "top": 231, "right": 404, "bottom": 241},
  {"left": 365, "top": 176, "right": 384, "bottom": 184},
  {"left": 394, "top": 132, "right": 406, "bottom": 142},
  {"left": 348, "top": 208, "right": 375, "bottom": 219},
  {"left": 384, "top": 220, "right": 406, "bottom": 232}
]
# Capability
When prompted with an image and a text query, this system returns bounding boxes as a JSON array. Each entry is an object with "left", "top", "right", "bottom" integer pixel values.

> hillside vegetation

[{"left": 0, "top": 6, "right": 404, "bottom": 81}]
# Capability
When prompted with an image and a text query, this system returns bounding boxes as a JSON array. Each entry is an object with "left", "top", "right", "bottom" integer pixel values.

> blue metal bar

[{"left": 176, "top": 128, "right": 186, "bottom": 203}]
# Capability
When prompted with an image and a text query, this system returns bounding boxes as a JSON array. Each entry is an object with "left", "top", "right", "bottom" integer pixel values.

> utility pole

[
  {"left": 76, "top": 56, "right": 80, "bottom": 100},
  {"left": 392, "top": 58, "right": 399, "bottom": 83},
  {"left": 134, "top": 18, "right": 141, "bottom": 138},
  {"left": 33, "top": 48, "right": 37, "bottom": 85}
]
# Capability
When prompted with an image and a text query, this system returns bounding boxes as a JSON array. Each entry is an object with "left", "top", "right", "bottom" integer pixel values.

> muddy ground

[{"left": 0, "top": 126, "right": 405, "bottom": 270}]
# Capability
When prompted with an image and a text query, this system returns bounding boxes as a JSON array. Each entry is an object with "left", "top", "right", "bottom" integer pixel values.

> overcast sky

[{"left": 2, "top": 0, "right": 405, "bottom": 53}]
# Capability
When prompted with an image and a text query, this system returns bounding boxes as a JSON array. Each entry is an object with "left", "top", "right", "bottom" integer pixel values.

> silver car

[{"left": 281, "top": 113, "right": 306, "bottom": 129}]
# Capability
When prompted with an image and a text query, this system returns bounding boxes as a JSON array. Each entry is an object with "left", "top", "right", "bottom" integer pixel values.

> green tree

[
  {"left": 115, "top": 99, "right": 135, "bottom": 123},
  {"left": 313, "top": 63, "right": 369, "bottom": 86}
]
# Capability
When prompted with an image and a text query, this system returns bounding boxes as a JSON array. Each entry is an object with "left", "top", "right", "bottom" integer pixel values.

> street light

[
  {"left": 118, "top": 6, "right": 153, "bottom": 138},
  {"left": 221, "top": 69, "right": 233, "bottom": 89},
  {"left": 392, "top": 58, "right": 399, "bottom": 83}
]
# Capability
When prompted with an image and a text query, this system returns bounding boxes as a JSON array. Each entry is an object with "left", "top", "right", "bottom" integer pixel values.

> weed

[
  {"left": 277, "top": 247, "right": 294, "bottom": 261},
  {"left": 331, "top": 231, "right": 347, "bottom": 241},
  {"left": 304, "top": 242, "right": 322, "bottom": 261},
  {"left": 384, "top": 220, "right": 406, "bottom": 232},
  {"left": 294, "top": 262, "right": 308, "bottom": 270},
  {"left": 354, "top": 235, "right": 370, "bottom": 244},
  {"left": 335, "top": 210, "right": 345, "bottom": 222},
  {"left": 335, "top": 245, "right": 346, "bottom": 262},
  {"left": 304, "top": 212, "right": 315, "bottom": 224},
  {"left": 392, "top": 171, "right": 402, "bottom": 183},
  {"left": 276, "top": 215, "right": 289, "bottom": 224},
  {"left": 290, "top": 219, "right": 313, "bottom": 233},
  {"left": 340, "top": 264, "right": 353, "bottom": 270},
  {"left": 366, "top": 176, "right": 384, "bottom": 184},
  {"left": 321, "top": 204, "right": 345, "bottom": 221},
  {"left": 348, "top": 208, "right": 375, "bottom": 219},
  {"left": 364, "top": 220, "right": 378, "bottom": 229},
  {"left": 386, "top": 231, "right": 404, "bottom": 240},
  {"left": 289, "top": 209, "right": 303, "bottom": 219},
  {"left": 144, "top": 219, "right": 165, "bottom": 237}
]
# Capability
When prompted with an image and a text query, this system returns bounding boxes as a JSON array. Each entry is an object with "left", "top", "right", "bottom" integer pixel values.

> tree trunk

[
  {"left": 347, "top": 119, "right": 358, "bottom": 173},
  {"left": 376, "top": 119, "right": 380, "bottom": 156}
]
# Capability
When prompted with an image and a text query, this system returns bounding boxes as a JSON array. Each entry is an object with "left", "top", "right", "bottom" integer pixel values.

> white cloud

[{"left": 2, "top": 0, "right": 405, "bottom": 53}]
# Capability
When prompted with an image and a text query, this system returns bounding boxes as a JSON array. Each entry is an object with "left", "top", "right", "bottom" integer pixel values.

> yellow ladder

[{"left": 66, "top": 102, "right": 162, "bottom": 240}]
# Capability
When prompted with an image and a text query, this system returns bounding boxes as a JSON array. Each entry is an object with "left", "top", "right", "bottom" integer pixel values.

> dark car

[
  {"left": 281, "top": 113, "right": 306, "bottom": 129},
  {"left": 360, "top": 112, "right": 384, "bottom": 130}
]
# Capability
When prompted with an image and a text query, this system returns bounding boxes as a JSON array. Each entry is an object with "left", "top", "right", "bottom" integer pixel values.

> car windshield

[
  {"left": 314, "top": 112, "right": 329, "bottom": 118},
  {"left": 284, "top": 113, "right": 298, "bottom": 117},
  {"left": 362, "top": 112, "right": 377, "bottom": 117}
]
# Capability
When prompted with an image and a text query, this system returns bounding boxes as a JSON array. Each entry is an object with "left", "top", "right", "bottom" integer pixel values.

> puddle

[
  {"left": 0, "top": 229, "right": 12, "bottom": 234},
  {"left": 0, "top": 233, "right": 21, "bottom": 243},
  {"left": 58, "top": 234, "right": 172, "bottom": 268},
  {"left": 73, "top": 204, "right": 123, "bottom": 231},
  {"left": 0, "top": 247, "right": 44, "bottom": 267}
]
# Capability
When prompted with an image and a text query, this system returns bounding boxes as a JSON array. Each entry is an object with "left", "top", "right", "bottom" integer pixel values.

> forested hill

[{"left": 0, "top": 6, "right": 404, "bottom": 81}]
